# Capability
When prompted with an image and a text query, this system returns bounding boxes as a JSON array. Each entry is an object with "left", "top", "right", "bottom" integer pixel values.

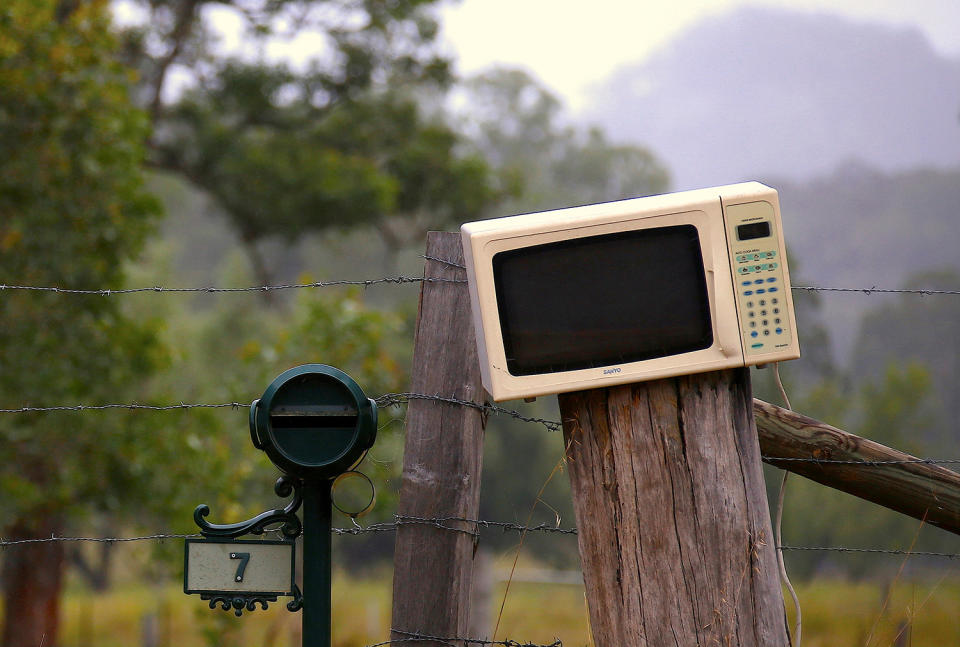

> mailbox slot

[{"left": 270, "top": 405, "right": 359, "bottom": 429}]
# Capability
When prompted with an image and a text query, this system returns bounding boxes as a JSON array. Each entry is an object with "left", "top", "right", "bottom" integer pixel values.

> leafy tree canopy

[
  {"left": 0, "top": 2, "right": 220, "bottom": 644},
  {"left": 0, "top": 0, "right": 168, "bottom": 522},
  {"left": 119, "top": 0, "right": 498, "bottom": 279}
]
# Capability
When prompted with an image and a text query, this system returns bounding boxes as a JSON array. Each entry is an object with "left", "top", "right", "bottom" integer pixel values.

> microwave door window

[{"left": 492, "top": 225, "right": 714, "bottom": 376}]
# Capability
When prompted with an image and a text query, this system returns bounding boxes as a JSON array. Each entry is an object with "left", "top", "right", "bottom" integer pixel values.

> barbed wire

[
  {"left": 371, "top": 629, "right": 561, "bottom": 647},
  {"left": 375, "top": 393, "right": 563, "bottom": 432},
  {"left": 778, "top": 546, "right": 960, "bottom": 559},
  {"left": 792, "top": 285, "right": 960, "bottom": 296},
  {"left": 416, "top": 257, "right": 960, "bottom": 300},
  {"left": 4, "top": 525, "right": 958, "bottom": 563},
  {"left": 1, "top": 276, "right": 958, "bottom": 298},
  {"left": 760, "top": 456, "right": 960, "bottom": 466},
  {"left": 0, "top": 392, "right": 564, "bottom": 432},
  {"left": 0, "top": 402, "right": 248, "bottom": 414},
  {"left": 0, "top": 533, "right": 199, "bottom": 546},
  {"left": 0, "top": 276, "right": 463, "bottom": 296},
  {"left": 8, "top": 394, "right": 960, "bottom": 463},
  {"left": 331, "top": 515, "right": 579, "bottom": 538},
  {"left": 421, "top": 255, "right": 467, "bottom": 270}
]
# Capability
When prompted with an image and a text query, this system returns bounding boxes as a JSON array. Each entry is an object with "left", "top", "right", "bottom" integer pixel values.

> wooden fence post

[
  {"left": 558, "top": 369, "right": 789, "bottom": 646},
  {"left": 390, "top": 232, "right": 485, "bottom": 647}
]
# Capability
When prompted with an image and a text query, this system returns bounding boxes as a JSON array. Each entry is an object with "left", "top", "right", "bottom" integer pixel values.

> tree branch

[{"left": 148, "top": 0, "right": 203, "bottom": 122}]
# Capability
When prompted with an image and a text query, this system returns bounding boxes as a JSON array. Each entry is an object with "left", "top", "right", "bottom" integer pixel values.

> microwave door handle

[{"left": 707, "top": 269, "right": 740, "bottom": 358}]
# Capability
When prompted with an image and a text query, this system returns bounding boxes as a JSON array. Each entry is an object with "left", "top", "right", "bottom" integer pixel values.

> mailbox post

[{"left": 186, "top": 364, "right": 378, "bottom": 647}]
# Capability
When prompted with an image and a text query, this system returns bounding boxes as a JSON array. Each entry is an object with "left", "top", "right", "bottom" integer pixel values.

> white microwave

[{"left": 460, "top": 182, "right": 801, "bottom": 402}]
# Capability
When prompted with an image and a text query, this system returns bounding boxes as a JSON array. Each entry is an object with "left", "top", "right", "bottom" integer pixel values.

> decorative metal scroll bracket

[
  {"left": 286, "top": 584, "right": 304, "bottom": 612},
  {"left": 203, "top": 593, "right": 278, "bottom": 616},
  {"left": 194, "top": 476, "right": 304, "bottom": 539},
  {"left": 203, "top": 584, "right": 302, "bottom": 616}
]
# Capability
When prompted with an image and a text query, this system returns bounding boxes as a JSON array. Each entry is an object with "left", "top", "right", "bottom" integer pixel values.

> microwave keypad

[
  {"left": 724, "top": 200, "right": 794, "bottom": 359},
  {"left": 735, "top": 250, "right": 790, "bottom": 354}
]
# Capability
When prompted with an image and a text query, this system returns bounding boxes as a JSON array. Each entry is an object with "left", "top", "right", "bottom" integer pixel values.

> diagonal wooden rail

[{"left": 754, "top": 399, "right": 960, "bottom": 536}]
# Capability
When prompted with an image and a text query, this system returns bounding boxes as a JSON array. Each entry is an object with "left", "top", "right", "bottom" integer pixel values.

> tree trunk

[
  {"left": 2, "top": 516, "right": 67, "bottom": 647},
  {"left": 558, "top": 369, "right": 789, "bottom": 646}
]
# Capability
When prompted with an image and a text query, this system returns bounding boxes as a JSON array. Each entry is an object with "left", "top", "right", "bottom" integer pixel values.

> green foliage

[
  {"left": 459, "top": 67, "right": 670, "bottom": 214},
  {"left": 857, "top": 363, "right": 934, "bottom": 453},
  {"left": 0, "top": 0, "right": 181, "bottom": 528},
  {"left": 766, "top": 333, "right": 948, "bottom": 577},
  {"left": 850, "top": 269, "right": 960, "bottom": 448},
  {"left": 120, "top": 0, "right": 499, "bottom": 273}
]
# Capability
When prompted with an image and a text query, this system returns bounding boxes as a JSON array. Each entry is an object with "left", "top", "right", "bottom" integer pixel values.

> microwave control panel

[{"left": 722, "top": 199, "right": 798, "bottom": 361}]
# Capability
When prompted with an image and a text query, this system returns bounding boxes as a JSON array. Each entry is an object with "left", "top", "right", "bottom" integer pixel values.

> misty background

[
  {"left": 3, "top": 1, "right": 960, "bottom": 645},
  {"left": 152, "top": 3, "right": 960, "bottom": 564}
]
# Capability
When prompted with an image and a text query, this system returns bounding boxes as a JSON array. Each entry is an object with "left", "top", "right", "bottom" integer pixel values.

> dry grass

[{"left": 49, "top": 573, "right": 960, "bottom": 647}]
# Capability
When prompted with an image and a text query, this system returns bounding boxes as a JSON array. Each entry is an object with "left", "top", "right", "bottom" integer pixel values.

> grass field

[{"left": 52, "top": 568, "right": 960, "bottom": 647}]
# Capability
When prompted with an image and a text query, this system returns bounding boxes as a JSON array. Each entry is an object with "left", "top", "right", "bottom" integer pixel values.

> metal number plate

[{"left": 184, "top": 538, "right": 296, "bottom": 596}]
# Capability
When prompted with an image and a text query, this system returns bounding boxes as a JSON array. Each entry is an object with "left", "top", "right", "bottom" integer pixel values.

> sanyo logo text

[{"left": 603, "top": 367, "right": 622, "bottom": 375}]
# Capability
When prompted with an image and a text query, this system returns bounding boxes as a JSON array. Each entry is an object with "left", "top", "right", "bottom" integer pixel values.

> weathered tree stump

[{"left": 558, "top": 368, "right": 789, "bottom": 646}]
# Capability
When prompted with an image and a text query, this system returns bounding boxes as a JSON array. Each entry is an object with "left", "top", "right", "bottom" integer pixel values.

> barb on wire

[
  {"left": 332, "top": 515, "right": 578, "bottom": 538},
  {"left": 0, "top": 275, "right": 464, "bottom": 296},
  {"left": 421, "top": 255, "right": 467, "bottom": 270},
  {"left": 762, "top": 455, "right": 960, "bottom": 466},
  {"left": 332, "top": 520, "right": 402, "bottom": 536},
  {"left": 375, "top": 393, "right": 563, "bottom": 432},
  {"left": 374, "top": 629, "right": 561, "bottom": 647}
]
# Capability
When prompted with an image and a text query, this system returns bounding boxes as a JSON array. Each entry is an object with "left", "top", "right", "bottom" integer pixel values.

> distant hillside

[
  {"left": 586, "top": 7, "right": 960, "bottom": 189},
  {"left": 769, "top": 163, "right": 960, "bottom": 360}
]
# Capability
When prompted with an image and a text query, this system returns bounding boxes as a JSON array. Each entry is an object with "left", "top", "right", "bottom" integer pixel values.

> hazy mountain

[
  {"left": 586, "top": 7, "right": 960, "bottom": 189},
  {"left": 770, "top": 163, "right": 960, "bottom": 360}
]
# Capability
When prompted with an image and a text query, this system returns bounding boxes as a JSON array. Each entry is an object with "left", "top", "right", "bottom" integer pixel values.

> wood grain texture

[
  {"left": 755, "top": 398, "right": 960, "bottom": 535},
  {"left": 390, "top": 232, "right": 485, "bottom": 647},
  {"left": 558, "top": 369, "right": 789, "bottom": 647}
]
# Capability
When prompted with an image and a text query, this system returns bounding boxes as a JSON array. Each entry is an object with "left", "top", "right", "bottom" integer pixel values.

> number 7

[{"left": 229, "top": 552, "right": 251, "bottom": 582}]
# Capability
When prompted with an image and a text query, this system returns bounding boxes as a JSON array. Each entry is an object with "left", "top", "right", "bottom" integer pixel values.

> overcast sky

[
  {"left": 114, "top": 0, "right": 959, "bottom": 114},
  {"left": 438, "top": 0, "right": 960, "bottom": 112}
]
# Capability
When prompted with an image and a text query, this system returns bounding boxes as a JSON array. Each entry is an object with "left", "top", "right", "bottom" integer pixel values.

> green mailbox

[{"left": 250, "top": 364, "right": 377, "bottom": 480}]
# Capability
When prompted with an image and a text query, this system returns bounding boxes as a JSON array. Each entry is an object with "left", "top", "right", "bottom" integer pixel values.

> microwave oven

[{"left": 460, "top": 182, "right": 801, "bottom": 402}]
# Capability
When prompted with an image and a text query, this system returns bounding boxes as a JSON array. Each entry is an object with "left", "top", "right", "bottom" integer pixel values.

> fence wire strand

[
  {"left": 2, "top": 276, "right": 958, "bottom": 298},
  {"left": 7, "top": 395, "right": 960, "bottom": 463},
  {"left": 760, "top": 456, "right": 960, "bottom": 466},
  {"left": 0, "top": 533, "right": 199, "bottom": 546},
  {"left": 0, "top": 392, "right": 564, "bottom": 431},
  {"left": 0, "top": 276, "right": 463, "bottom": 295},
  {"left": 0, "top": 402, "right": 247, "bottom": 414},
  {"left": 777, "top": 546, "right": 960, "bottom": 559},
  {"left": 375, "top": 393, "right": 563, "bottom": 431},
  {"left": 4, "top": 524, "right": 958, "bottom": 562},
  {"left": 371, "top": 629, "right": 561, "bottom": 647},
  {"left": 792, "top": 285, "right": 960, "bottom": 296}
]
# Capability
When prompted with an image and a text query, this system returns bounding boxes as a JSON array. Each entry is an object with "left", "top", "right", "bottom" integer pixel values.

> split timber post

[
  {"left": 391, "top": 232, "right": 486, "bottom": 647},
  {"left": 558, "top": 369, "right": 790, "bottom": 646}
]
